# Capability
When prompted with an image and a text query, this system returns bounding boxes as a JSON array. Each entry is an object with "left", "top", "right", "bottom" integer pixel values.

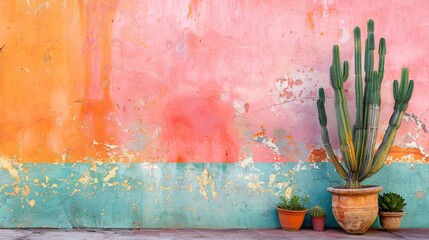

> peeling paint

[
  {"left": 239, "top": 156, "right": 254, "bottom": 168},
  {"left": 195, "top": 169, "right": 217, "bottom": 200},
  {"left": 0, "top": 157, "right": 21, "bottom": 183},
  {"left": 0, "top": 0, "right": 428, "bottom": 230},
  {"left": 244, "top": 173, "right": 265, "bottom": 193},
  {"left": 416, "top": 191, "right": 425, "bottom": 199},
  {"left": 27, "top": 199, "right": 36, "bottom": 208},
  {"left": 103, "top": 167, "right": 118, "bottom": 186}
]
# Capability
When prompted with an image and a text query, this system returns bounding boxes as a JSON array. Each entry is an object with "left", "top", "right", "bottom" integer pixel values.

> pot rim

[
  {"left": 327, "top": 185, "right": 383, "bottom": 195},
  {"left": 276, "top": 207, "right": 308, "bottom": 213},
  {"left": 379, "top": 211, "right": 405, "bottom": 217}
]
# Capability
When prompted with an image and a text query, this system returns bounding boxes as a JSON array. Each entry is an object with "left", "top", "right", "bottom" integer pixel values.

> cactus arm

[
  {"left": 331, "top": 46, "right": 357, "bottom": 173},
  {"left": 317, "top": 88, "right": 348, "bottom": 180},
  {"left": 366, "top": 69, "right": 414, "bottom": 178},
  {"left": 378, "top": 38, "right": 386, "bottom": 82},
  {"left": 366, "top": 111, "right": 403, "bottom": 178},
  {"left": 322, "top": 127, "right": 348, "bottom": 180},
  {"left": 358, "top": 20, "right": 376, "bottom": 175},
  {"left": 358, "top": 72, "right": 381, "bottom": 180},
  {"left": 358, "top": 39, "right": 385, "bottom": 180},
  {"left": 353, "top": 26, "right": 364, "bottom": 165}
]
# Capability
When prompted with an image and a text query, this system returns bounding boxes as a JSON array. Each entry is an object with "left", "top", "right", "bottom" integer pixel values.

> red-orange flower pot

[{"left": 276, "top": 207, "right": 308, "bottom": 231}]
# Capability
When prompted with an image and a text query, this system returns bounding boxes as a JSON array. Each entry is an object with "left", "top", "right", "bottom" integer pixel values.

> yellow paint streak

[
  {"left": 0, "top": 184, "right": 9, "bottom": 193},
  {"left": 285, "top": 187, "right": 293, "bottom": 199},
  {"left": 103, "top": 166, "right": 118, "bottom": 183},
  {"left": 78, "top": 169, "right": 92, "bottom": 185},
  {"left": 122, "top": 180, "right": 131, "bottom": 190},
  {"left": 160, "top": 186, "right": 171, "bottom": 191},
  {"left": 186, "top": 184, "right": 193, "bottom": 193},
  {"left": 70, "top": 188, "right": 81, "bottom": 196},
  {"left": 195, "top": 169, "right": 217, "bottom": 200},
  {"left": 28, "top": 199, "right": 36, "bottom": 208},
  {"left": 244, "top": 173, "right": 265, "bottom": 193},
  {"left": 90, "top": 163, "right": 98, "bottom": 172},
  {"left": 0, "top": 157, "right": 21, "bottom": 183}
]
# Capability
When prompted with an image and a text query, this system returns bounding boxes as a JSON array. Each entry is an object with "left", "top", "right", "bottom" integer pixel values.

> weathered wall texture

[{"left": 0, "top": 0, "right": 428, "bottom": 228}]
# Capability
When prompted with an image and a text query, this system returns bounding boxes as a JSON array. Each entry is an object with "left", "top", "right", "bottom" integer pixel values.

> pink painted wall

[
  {"left": 109, "top": 0, "right": 429, "bottom": 164},
  {"left": 1, "top": 0, "right": 428, "bottom": 164}
]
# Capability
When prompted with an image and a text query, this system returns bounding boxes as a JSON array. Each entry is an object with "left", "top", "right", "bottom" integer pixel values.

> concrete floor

[{"left": 0, "top": 228, "right": 428, "bottom": 240}]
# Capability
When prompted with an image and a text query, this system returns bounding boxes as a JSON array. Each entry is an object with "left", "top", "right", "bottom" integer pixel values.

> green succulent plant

[
  {"left": 278, "top": 195, "right": 309, "bottom": 211},
  {"left": 316, "top": 19, "right": 414, "bottom": 188},
  {"left": 309, "top": 205, "right": 326, "bottom": 217},
  {"left": 378, "top": 192, "right": 406, "bottom": 212}
]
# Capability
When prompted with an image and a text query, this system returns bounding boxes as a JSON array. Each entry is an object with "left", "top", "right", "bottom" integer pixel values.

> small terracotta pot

[
  {"left": 379, "top": 211, "right": 404, "bottom": 231},
  {"left": 311, "top": 216, "right": 326, "bottom": 231},
  {"left": 328, "top": 185, "right": 382, "bottom": 234},
  {"left": 276, "top": 207, "right": 307, "bottom": 231}
]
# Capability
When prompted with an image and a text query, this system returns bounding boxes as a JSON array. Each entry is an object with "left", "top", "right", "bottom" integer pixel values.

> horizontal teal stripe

[{"left": 0, "top": 162, "right": 427, "bottom": 228}]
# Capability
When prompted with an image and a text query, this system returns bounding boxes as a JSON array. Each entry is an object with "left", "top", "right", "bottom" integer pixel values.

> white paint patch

[
  {"left": 293, "top": 160, "right": 308, "bottom": 171},
  {"left": 402, "top": 113, "right": 429, "bottom": 162},
  {"left": 239, "top": 156, "right": 254, "bottom": 168},
  {"left": 93, "top": 140, "right": 137, "bottom": 162},
  {"left": 244, "top": 173, "right": 265, "bottom": 193},
  {"left": 141, "top": 162, "right": 158, "bottom": 170},
  {"left": 233, "top": 100, "right": 246, "bottom": 115},
  {"left": 220, "top": 93, "right": 230, "bottom": 102},
  {"left": 261, "top": 139, "right": 280, "bottom": 155},
  {"left": 338, "top": 27, "right": 350, "bottom": 43},
  {"left": 268, "top": 171, "right": 294, "bottom": 198},
  {"left": 309, "top": 161, "right": 321, "bottom": 169}
]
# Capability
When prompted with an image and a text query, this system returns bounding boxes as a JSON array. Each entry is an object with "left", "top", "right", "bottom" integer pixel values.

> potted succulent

[
  {"left": 309, "top": 205, "right": 326, "bottom": 231},
  {"left": 316, "top": 19, "right": 414, "bottom": 234},
  {"left": 276, "top": 195, "right": 308, "bottom": 231},
  {"left": 378, "top": 192, "right": 406, "bottom": 230}
]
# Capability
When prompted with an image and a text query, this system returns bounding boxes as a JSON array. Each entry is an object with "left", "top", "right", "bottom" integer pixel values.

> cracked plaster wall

[{"left": 0, "top": 0, "right": 428, "bottom": 228}]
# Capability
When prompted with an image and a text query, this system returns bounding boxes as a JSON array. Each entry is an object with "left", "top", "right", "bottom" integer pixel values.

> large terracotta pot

[
  {"left": 276, "top": 207, "right": 307, "bottom": 231},
  {"left": 327, "top": 185, "right": 383, "bottom": 234},
  {"left": 379, "top": 211, "right": 404, "bottom": 231}
]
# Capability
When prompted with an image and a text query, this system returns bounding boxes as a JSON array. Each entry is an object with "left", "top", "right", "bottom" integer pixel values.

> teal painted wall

[
  {"left": 0, "top": 162, "right": 427, "bottom": 228},
  {"left": 1, "top": 0, "right": 429, "bottom": 230}
]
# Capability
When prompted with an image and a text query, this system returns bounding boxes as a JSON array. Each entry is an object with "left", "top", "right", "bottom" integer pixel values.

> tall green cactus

[{"left": 316, "top": 19, "right": 414, "bottom": 188}]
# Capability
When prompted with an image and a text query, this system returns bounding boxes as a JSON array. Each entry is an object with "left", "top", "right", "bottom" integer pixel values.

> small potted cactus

[
  {"left": 309, "top": 205, "right": 326, "bottom": 231},
  {"left": 378, "top": 192, "right": 406, "bottom": 230},
  {"left": 276, "top": 195, "right": 308, "bottom": 231}
]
